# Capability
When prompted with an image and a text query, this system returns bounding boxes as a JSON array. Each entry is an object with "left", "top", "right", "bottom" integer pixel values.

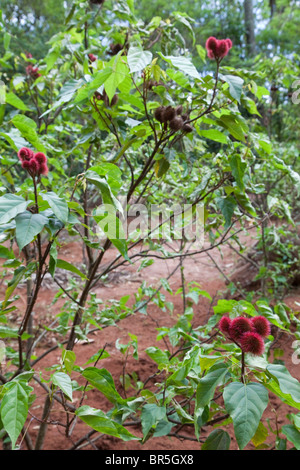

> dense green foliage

[{"left": 0, "top": 0, "right": 299, "bottom": 451}]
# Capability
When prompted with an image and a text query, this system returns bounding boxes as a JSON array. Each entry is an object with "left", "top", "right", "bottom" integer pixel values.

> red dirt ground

[{"left": 1, "top": 236, "right": 300, "bottom": 451}]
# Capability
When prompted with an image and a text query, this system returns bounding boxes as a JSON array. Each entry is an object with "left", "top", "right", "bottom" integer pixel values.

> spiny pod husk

[
  {"left": 175, "top": 105, "right": 183, "bottom": 115},
  {"left": 154, "top": 106, "right": 166, "bottom": 123},
  {"left": 182, "top": 123, "right": 193, "bottom": 133},
  {"left": 169, "top": 116, "right": 184, "bottom": 131},
  {"left": 163, "top": 105, "right": 176, "bottom": 122},
  {"left": 108, "top": 43, "right": 123, "bottom": 56}
]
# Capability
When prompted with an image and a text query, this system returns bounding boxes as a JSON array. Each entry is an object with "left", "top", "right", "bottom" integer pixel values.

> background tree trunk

[{"left": 244, "top": 0, "right": 256, "bottom": 56}]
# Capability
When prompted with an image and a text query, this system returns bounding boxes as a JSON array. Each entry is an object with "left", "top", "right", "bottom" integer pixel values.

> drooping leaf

[
  {"left": 0, "top": 382, "right": 29, "bottom": 449},
  {"left": 202, "top": 429, "right": 231, "bottom": 450},
  {"left": 15, "top": 211, "right": 48, "bottom": 251},
  {"left": 0, "top": 194, "right": 29, "bottom": 225},
  {"left": 127, "top": 46, "right": 153, "bottom": 73},
  {"left": 76, "top": 405, "right": 138, "bottom": 441},
  {"left": 52, "top": 372, "right": 73, "bottom": 401},
  {"left": 223, "top": 382, "right": 269, "bottom": 450}
]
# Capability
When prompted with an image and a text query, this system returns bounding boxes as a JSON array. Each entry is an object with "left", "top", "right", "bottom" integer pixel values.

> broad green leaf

[
  {"left": 200, "top": 129, "right": 227, "bottom": 144},
  {"left": 223, "top": 382, "right": 269, "bottom": 450},
  {"left": 0, "top": 129, "right": 29, "bottom": 151},
  {"left": 160, "top": 53, "right": 199, "bottom": 80},
  {"left": 266, "top": 364, "right": 300, "bottom": 405},
  {"left": 82, "top": 367, "right": 124, "bottom": 404},
  {"left": 217, "top": 196, "right": 237, "bottom": 229},
  {"left": 145, "top": 346, "right": 169, "bottom": 367},
  {"left": 218, "top": 115, "right": 246, "bottom": 142},
  {"left": 40, "top": 192, "right": 69, "bottom": 225},
  {"left": 62, "top": 350, "right": 76, "bottom": 374},
  {"left": 282, "top": 425, "right": 300, "bottom": 450},
  {"left": 52, "top": 372, "right": 73, "bottom": 401},
  {"left": 5, "top": 92, "right": 29, "bottom": 111},
  {"left": 76, "top": 405, "right": 138, "bottom": 441},
  {"left": 196, "top": 362, "right": 229, "bottom": 409},
  {"left": 230, "top": 154, "right": 246, "bottom": 190},
  {"left": 0, "top": 382, "right": 28, "bottom": 449},
  {"left": 73, "top": 67, "right": 113, "bottom": 104},
  {"left": 141, "top": 403, "right": 167, "bottom": 438},
  {"left": 0, "top": 325, "right": 19, "bottom": 339},
  {"left": 202, "top": 429, "right": 231, "bottom": 450},
  {"left": 251, "top": 421, "right": 269, "bottom": 447},
  {"left": 0, "top": 246, "right": 14, "bottom": 259},
  {"left": 11, "top": 115, "right": 45, "bottom": 152},
  {"left": 0, "top": 194, "right": 29, "bottom": 225},
  {"left": 104, "top": 55, "right": 129, "bottom": 103},
  {"left": 127, "top": 46, "right": 153, "bottom": 73},
  {"left": 220, "top": 74, "right": 244, "bottom": 103},
  {"left": 15, "top": 211, "right": 48, "bottom": 251},
  {"left": 56, "top": 259, "right": 87, "bottom": 280},
  {"left": 86, "top": 170, "right": 123, "bottom": 214}
]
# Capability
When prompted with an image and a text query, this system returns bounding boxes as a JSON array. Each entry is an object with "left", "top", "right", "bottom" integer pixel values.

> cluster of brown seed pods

[{"left": 154, "top": 105, "right": 193, "bottom": 133}]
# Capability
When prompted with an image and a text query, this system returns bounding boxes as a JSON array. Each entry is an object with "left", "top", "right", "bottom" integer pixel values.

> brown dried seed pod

[
  {"left": 181, "top": 113, "right": 189, "bottom": 121},
  {"left": 90, "top": 0, "right": 105, "bottom": 4},
  {"left": 94, "top": 91, "right": 102, "bottom": 101},
  {"left": 169, "top": 116, "right": 184, "bottom": 131},
  {"left": 182, "top": 123, "right": 193, "bottom": 133},
  {"left": 175, "top": 105, "right": 183, "bottom": 115},
  {"left": 154, "top": 106, "right": 166, "bottom": 123},
  {"left": 108, "top": 43, "right": 123, "bottom": 56},
  {"left": 163, "top": 105, "right": 176, "bottom": 122},
  {"left": 111, "top": 94, "right": 119, "bottom": 106}
]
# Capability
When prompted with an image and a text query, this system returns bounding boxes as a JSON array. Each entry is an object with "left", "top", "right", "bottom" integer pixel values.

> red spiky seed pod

[
  {"left": 88, "top": 53, "right": 97, "bottom": 62},
  {"left": 251, "top": 316, "right": 271, "bottom": 338},
  {"left": 240, "top": 331, "right": 265, "bottom": 356},
  {"left": 229, "top": 317, "right": 253, "bottom": 342},
  {"left": 219, "top": 316, "right": 232, "bottom": 335},
  {"left": 18, "top": 147, "right": 34, "bottom": 162}
]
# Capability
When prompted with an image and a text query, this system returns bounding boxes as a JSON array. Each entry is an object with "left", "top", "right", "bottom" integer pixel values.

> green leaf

[
  {"left": 230, "top": 154, "right": 247, "bottom": 190},
  {"left": 266, "top": 364, "right": 300, "bottom": 405},
  {"left": 76, "top": 405, "right": 138, "bottom": 441},
  {"left": 196, "top": 363, "right": 229, "bottom": 409},
  {"left": 0, "top": 246, "right": 15, "bottom": 259},
  {"left": 141, "top": 403, "right": 167, "bottom": 438},
  {"left": 202, "top": 429, "right": 231, "bottom": 450},
  {"left": 73, "top": 67, "right": 113, "bottom": 104},
  {"left": 15, "top": 211, "right": 48, "bottom": 251},
  {"left": 0, "top": 194, "right": 29, "bottom": 225},
  {"left": 217, "top": 196, "right": 237, "bottom": 229},
  {"left": 3, "top": 265, "right": 27, "bottom": 307},
  {"left": 82, "top": 367, "right": 124, "bottom": 404},
  {"left": 145, "top": 346, "right": 169, "bottom": 367},
  {"left": 199, "top": 129, "right": 227, "bottom": 144},
  {"left": 86, "top": 170, "right": 123, "bottom": 214},
  {"left": 0, "top": 325, "right": 19, "bottom": 339},
  {"left": 0, "top": 382, "right": 28, "bottom": 449},
  {"left": 220, "top": 74, "right": 244, "bottom": 103},
  {"left": 282, "top": 425, "right": 300, "bottom": 450},
  {"left": 223, "top": 382, "right": 269, "bottom": 450},
  {"left": 5, "top": 92, "right": 29, "bottom": 111},
  {"left": 159, "top": 53, "right": 199, "bottom": 79},
  {"left": 56, "top": 259, "right": 87, "bottom": 280},
  {"left": 40, "top": 192, "right": 69, "bottom": 225},
  {"left": 127, "top": 46, "right": 153, "bottom": 73},
  {"left": 218, "top": 115, "right": 246, "bottom": 142},
  {"left": 11, "top": 115, "right": 45, "bottom": 152},
  {"left": 104, "top": 55, "right": 129, "bottom": 103},
  {"left": 52, "top": 372, "right": 73, "bottom": 401},
  {"left": 62, "top": 350, "right": 76, "bottom": 374}
]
